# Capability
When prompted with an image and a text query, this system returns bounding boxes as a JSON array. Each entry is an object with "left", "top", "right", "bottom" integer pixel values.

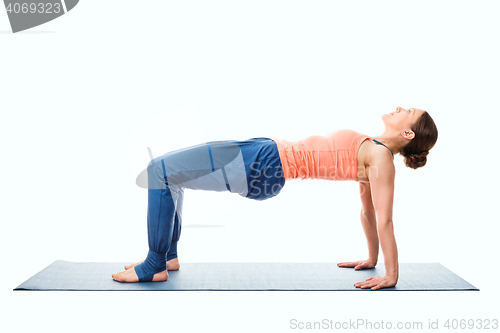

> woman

[{"left": 112, "top": 106, "right": 438, "bottom": 290}]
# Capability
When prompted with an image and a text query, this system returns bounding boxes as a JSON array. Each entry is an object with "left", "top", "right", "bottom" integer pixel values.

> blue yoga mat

[{"left": 14, "top": 261, "right": 478, "bottom": 291}]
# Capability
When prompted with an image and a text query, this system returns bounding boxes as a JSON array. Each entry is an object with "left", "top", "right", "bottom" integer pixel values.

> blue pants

[{"left": 134, "top": 137, "right": 286, "bottom": 281}]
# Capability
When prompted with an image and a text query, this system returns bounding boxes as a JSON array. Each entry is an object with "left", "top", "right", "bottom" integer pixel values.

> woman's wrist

[
  {"left": 386, "top": 274, "right": 399, "bottom": 283},
  {"left": 385, "top": 267, "right": 399, "bottom": 280}
]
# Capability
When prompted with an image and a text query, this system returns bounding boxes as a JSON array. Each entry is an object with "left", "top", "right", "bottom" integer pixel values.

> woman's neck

[{"left": 371, "top": 134, "right": 401, "bottom": 156}]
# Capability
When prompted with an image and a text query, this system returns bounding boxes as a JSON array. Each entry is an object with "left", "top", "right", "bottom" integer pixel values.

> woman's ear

[{"left": 401, "top": 129, "right": 415, "bottom": 141}]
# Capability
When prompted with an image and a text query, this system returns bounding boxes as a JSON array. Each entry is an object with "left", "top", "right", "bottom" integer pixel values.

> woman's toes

[
  {"left": 124, "top": 260, "right": 145, "bottom": 271},
  {"left": 111, "top": 269, "right": 133, "bottom": 282}
]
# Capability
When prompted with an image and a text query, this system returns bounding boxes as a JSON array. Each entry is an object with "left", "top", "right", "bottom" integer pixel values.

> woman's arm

[
  {"left": 369, "top": 157, "right": 398, "bottom": 280},
  {"left": 359, "top": 182, "right": 380, "bottom": 263},
  {"left": 337, "top": 206, "right": 378, "bottom": 270},
  {"left": 354, "top": 155, "right": 399, "bottom": 290}
]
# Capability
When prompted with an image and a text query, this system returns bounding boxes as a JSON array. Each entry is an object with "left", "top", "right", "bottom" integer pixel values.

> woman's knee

[{"left": 147, "top": 158, "right": 167, "bottom": 189}]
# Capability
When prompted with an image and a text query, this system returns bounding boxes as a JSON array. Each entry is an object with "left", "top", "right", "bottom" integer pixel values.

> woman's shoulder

[{"left": 364, "top": 141, "right": 395, "bottom": 168}]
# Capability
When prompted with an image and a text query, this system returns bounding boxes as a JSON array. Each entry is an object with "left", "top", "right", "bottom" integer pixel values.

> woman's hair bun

[
  {"left": 400, "top": 110, "right": 438, "bottom": 170},
  {"left": 404, "top": 150, "right": 429, "bottom": 169}
]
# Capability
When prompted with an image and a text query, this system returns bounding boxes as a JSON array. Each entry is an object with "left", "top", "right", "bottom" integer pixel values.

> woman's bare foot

[
  {"left": 124, "top": 260, "right": 143, "bottom": 270},
  {"left": 112, "top": 267, "right": 169, "bottom": 283},
  {"left": 124, "top": 257, "right": 180, "bottom": 271},
  {"left": 166, "top": 257, "right": 180, "bottom": 270}
]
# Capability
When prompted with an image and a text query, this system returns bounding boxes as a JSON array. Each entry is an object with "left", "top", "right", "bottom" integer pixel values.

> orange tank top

[{"left": 272, "top": 129, "right": 373, "bottom": 181}]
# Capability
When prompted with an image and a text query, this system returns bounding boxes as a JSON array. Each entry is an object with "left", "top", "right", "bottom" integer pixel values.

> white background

[{"left": 1, "top": 1, "right": 499, "bottom": 332}]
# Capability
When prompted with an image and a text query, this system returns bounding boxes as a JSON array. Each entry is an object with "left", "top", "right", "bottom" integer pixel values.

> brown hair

[{"left": 400, "top": 111, "right": 438, "bottom": 169}]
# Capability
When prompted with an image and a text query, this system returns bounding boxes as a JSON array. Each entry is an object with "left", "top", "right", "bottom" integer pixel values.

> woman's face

[{"left": 383, "top": 106, "right": 425, "bottom": 131}]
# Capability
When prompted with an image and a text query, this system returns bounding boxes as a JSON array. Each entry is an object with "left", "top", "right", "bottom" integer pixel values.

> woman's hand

[
  {"left": 337, "top": 259, "right": 376, "bottom": 270},
  {"left": 354, "top": 275, "right": 398, "bottom": 290}
]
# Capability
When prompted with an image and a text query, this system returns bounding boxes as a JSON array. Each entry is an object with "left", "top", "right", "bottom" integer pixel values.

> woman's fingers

[
  {"left": 357, "top": 282, "right": 376, "bottom": 289},
  {"left": 355, "top": 262, "right": 374, "bottom": 270},
  {"left": 354, "top": 276, "right": 382, "bottom": 289},
  {"left": 337, "top": 261, "right": 358, "bottom": 267},
  {"left": 355, "top": 279, "right": 376, "bottom": 286},
  {"left": 338, "top": 261, "right": 364, "bottom": 267},
  {"left": 369, "top": 279, "right": 388, "bottom": 290},
  {"left": 338, "top": 262, "right": 353, "bottom": 266},
  {"left": 338, "top": 260, "right": 375, "bottom": 270}
]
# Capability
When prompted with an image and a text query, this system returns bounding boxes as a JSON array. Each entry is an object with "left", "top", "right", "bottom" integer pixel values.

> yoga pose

[{"left": 112, "top": 106, "right": 438, "bottom": 290}]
